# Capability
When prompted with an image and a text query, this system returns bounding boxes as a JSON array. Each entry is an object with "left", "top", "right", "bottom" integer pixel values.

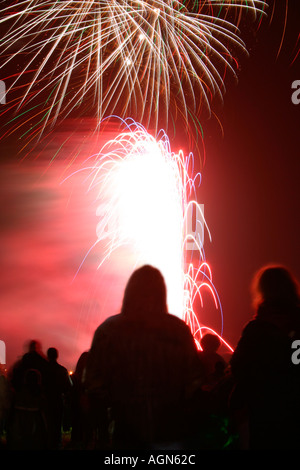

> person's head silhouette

[
  {"left": 47, "top": 347, "right": 58, "bottom": 362},
  {"left": 121, "top": 265, "right": 168, "bottom": 318},
  {"left": 251, "top": 265, "right": 299, "bottom": 310},
  {"left": 200, "top": 333, "right": 221, "bottom": 354}
]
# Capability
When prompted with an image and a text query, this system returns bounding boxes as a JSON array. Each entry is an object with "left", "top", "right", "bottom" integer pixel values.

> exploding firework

[
  {"left": 66, "top": 118, "right": 233, "bottom": 352},
  {"left": 0, "top": 0, "right": 267, "bottom": 145}
]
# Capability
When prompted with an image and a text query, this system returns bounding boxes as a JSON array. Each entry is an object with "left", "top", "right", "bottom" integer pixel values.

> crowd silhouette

[{"left": 0, "top": 263, "right": 300, "bottom": 451}]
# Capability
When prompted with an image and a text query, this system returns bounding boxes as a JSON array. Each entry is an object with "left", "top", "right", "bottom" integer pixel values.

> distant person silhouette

[
  {"left": 6, "top": 368, "right": 48, "bottom": 450},
  {"left": 46, "top": 347, "right": 72, "bottom": 449},
  {"left": 70, "top": 351, "right": 92, "bottom": 448},
  {"left": 198, "top": 333, "right": 227, "bottom": 390},
  {"left": 230, "top": 265, "right": 300, "bottom": 449},
  {"left": 84, "top": 265, "right": 201, "bottom": 449},
  {"left": 0, "top": 365, "right": 9, "bottom": 447},
  {"left": 10, "top": 340, "right": 49, "bottom": 393}
]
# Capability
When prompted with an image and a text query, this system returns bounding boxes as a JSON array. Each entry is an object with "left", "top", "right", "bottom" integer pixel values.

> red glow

[{"left": 0, "top": 119, "right": 233, "bottom": 372}]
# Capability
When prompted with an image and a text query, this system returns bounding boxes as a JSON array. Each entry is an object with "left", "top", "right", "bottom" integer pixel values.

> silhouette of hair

[
  {"left": 251, "top": 264, "right": 300, "bottom": 310},
  {"left": 121, "top": 265, "right": 168, "bottom": 318},
  {"left": 74, "top": 351, "right": 89, "bottom": 378},
  {"left": 28, "top": 340, "right": 41, "bottom": 353},
  {"left": 200, "top": 333, "right": 221, "bottom": 353},
  {"left": 47, "top": 347, "right": 58, "bottom": 361}
]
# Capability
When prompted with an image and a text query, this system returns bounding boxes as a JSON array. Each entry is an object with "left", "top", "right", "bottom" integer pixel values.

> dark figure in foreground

[
  {"left": 84, "top": 265, "right": 202, "bottom": 449},
  {"left": 230, "top": 265, "right": 300, "bottom": 449},
  {"left": 46, "top": 347, "right": 73, "bottom": 449}
]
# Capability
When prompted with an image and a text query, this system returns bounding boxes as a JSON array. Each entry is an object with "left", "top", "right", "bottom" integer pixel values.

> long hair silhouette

[{"left": 121, "top": 265, "right": 168, "bottom": 318}]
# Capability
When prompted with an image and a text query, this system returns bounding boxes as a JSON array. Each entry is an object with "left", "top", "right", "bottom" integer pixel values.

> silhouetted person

[
  {"left": 46, "top": 347, "right": 72, "bottom": 449},
  {"left": 6, "top": 369, "right": 48, "bottom": 450},
  {"left": 0, "top": 366, "right": 9, "bottom": 447},
  {"left": 10, "top": 340, "right": 49, "bottom": 394},
  {"left": 84, "top": 265, "right": 201, "bottom": 449},
  {"left": 230, "top": 265, "right": 300, "bottom": 449},
  {"left": 70, "top": 351, "right": 92, "bottom": 449},
  {"left": 198, "top": 333, "right": 227, "bottom": 390}
]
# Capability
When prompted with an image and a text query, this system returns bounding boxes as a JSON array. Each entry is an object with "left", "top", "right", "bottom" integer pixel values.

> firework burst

[{"left": 1, "top": 0, "right": 267, "bottom": 143}]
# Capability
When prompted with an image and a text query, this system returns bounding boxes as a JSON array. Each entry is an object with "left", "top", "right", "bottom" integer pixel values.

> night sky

[
  {"left": 200, "top": 0, "right": 300, "bottom": 350},
  {"left": 0, "top": 1, "right": 299, "bottom": 370}
]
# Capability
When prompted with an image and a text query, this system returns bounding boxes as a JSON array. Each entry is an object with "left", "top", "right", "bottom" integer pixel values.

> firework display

[
  {"left": 1, "top": 1, "right": 280, "bottom": 362},
  {"left": 0, "top": 1, "right": 267, "bottom": 141}
]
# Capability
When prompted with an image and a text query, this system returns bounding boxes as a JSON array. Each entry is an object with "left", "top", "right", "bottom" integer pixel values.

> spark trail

[{"left": 0, "top": 1, "right": 267, "bottom": 143}]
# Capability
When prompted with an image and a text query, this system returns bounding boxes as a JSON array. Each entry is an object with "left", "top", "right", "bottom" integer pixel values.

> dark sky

[
  {"left": 199, "top": 0, "right": 300, "bottom": 348},
  {"left": 0, "top": 1, "right": 299, "bottom": 369}
]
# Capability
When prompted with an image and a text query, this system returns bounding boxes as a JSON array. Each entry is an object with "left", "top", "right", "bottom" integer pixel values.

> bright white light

[{"left": 94, "top": 131, "right": 186, "bottom": 317}]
